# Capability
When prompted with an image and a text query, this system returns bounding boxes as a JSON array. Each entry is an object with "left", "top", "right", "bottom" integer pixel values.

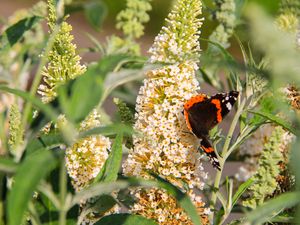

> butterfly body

[{"left": 184, "top": 91, "right": 239, "bottom": 170}]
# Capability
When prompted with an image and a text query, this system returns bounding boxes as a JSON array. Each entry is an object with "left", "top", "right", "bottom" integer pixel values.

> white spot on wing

[{"left": 226, "top": 102, "right": 232, "bottom": 110}]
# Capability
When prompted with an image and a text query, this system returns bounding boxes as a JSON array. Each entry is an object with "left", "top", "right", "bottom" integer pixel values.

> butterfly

[{"left": 183, "top": 91, "right": 239, "bottom": 170}]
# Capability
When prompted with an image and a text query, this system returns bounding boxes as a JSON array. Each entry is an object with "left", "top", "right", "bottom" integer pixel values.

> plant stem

[
  {"left": 28, "top": 202, "right": 42, "bottom": 225},
  {"left": 59, "top": 159, "right": 67, "bottom": 225},
  {"left": 209, "top": 99, "right": 245, "bottom": 223},
  {"left": 0, "top": 174, "right": 4, "bottom": 225},
  {"left": 20, "top": 23, "right": 61, "bottom": 139},
  {"left": 38, "top": 182, "right": 61, "bottom": 209}
]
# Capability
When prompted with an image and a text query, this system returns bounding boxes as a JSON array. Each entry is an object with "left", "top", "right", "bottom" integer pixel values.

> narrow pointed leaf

[
  {"left": 7, "top": 150, "right": 58, "bottom": 225},
  {"left": 84, "top": 1, "right": 107, "bottom": 30},
  {"left": 232, "top": 178, "right": 254, "bottom": 207},
  {"left": 94, "top": 133, "right": 123, "bottom": 183},
  {"left": 26, "top": 133, "right": 65, "bottom": 155},
  {"left": 248, "top": 110, "right": 296, "bottom": 134},
  {"left": 0, "top": 85, "right": 58, "bottom": 121},
  {"left": 0, "top": 16, "right": 41, "bottom": 50},
  {"left": 72, "top": 177, "right": 202, "bottom": 225},
  {"left": 0, "top": 158, "right": 18, "bottom": 174},
  {"left": 245, "top": 192, "right": 300, "bottom": 224}
]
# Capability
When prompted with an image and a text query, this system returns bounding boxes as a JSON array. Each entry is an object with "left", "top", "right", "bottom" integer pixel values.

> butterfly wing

[
  {"left": 184, "top": 91, "right": 239, "bottom": 170},
  {"left": 186, "top": 99, "right": 219, "bottom": 138},
  {"left": 210, "top": 91, "right": 239, "bottom": 120},
  {"left": 199, "top": 137, "right": 221, "bottom": 170}
]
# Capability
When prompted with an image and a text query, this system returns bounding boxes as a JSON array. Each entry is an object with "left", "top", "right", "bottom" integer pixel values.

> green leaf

[
  {"left": 150, "top": 173, "right": 202, "bottom": 225},
  {"left": 0, "top": 158, "right": 18, "bottom": 174},
  {"left": 290, "top": 131, "right": 300, "bottom": 184},
  {"left": 26, "top": 133, "right": 65, "bottom": 155},
  {"left": 72, "top": 177, "right": 201, "bottom": 225},
  {"left": 95, "top": 214, "right": 158, "bottom": 225},
  {"left": 84, "top": 1, "right": 107, "bottom": 31},
  {"left": 199, "top": 68, "right": 214, "bottom": 87},
  {"left": 0, "top": 85, "right": 77, "bottom": 145},
  {"left": 94, "top": 133, "right": 123, "bottom": 183},
  {"left": 0, "top": 85, "right": 58, "bottom": 122},
  {"left": 200, "top": 38, "right": 236, "bottom": 66},
  {"left": 100, "top": 64, "right": 157, "bottom": 106},
  {"left": 78, "top": 124, "right": 134, "bottom": 139},
  {"left": 248, "top": 110, "right": 296, "bottom": 134},
  {"left": 234, "top": 0, "right": 246, "bottom": 19},
  {"left": 7, "top": 150, "right": 58, "bottom": 225},
  {"left": 0, "top": 16, "right": 41, "bottom": 50},
  {"left": 57, "top": 64, "right": 104, "bottom": 123},
  {"left": 79, "top": 195, "right": 117, "bottom": 224},
  {"left": 245, "top": 192, "right": 300, "bottom": 224},
  {"left": 232, "top": 178, "right": 254, "bottom": 208},
  {"left": 290, "top": 135, "right": 300, "bottom": 223},
  {"left": 216, "top": 191, "right": 227, "bottom": 212},
  {"left": 200, "top": 38, "right": 239, "bottom": 91},
  {"left": 58, "top": 55, "right": 130, "bottom": 123},
  {"left": 72, "top": 180, "right": 132, "bottom": 205},
  {"left": 269, "top": 215, "right": 294, "bottom": 223}
]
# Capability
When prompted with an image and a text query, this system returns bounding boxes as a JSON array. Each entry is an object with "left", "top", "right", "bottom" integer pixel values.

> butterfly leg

[{"left": 199, "top": 137, "right": 221, "bottom": 171}]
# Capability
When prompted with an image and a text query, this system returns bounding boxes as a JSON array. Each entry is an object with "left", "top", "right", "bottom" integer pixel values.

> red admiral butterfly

[{"left": 183, "top": 91, "right": 239, "bottom": 170}]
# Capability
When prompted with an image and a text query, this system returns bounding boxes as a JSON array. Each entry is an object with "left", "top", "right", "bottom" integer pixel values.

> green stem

[
  {"left": 20, "top": 23, "right": 61, "bottom": 139},
  {"left": 38, "top": 182, "right": 61, "bottom": 209},
  {"left": 210, "top": 99, "right": 245, "bottom": 223},
  {"left": 59, "top": 159, "right": 67, "bottom": 225},
  {"left": 28, "top": 202, "right": 42, "bottom": 225},
  {"left": 0, "top": 174, "right": 4, "bottom": 225}
]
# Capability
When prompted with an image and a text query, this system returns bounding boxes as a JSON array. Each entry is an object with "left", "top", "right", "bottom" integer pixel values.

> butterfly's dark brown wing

[
  {"left": 183, "top": 91, "right": 239, "bottom": 171},
  {"left": 186, "top": 99, "right": 219, "bottom": 138},
  {"left": 199, "top": 137, "right": 220, "bottom": 170},
  {"left": 185, "top": 91, "right": 239, "bottom": 138},
  {"left": 210, "top": 91, "right": 239, "bottom": 119}
]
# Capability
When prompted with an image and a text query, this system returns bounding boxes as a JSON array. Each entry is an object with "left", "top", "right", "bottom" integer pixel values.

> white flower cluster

[
  {"left": 130, "top": 188, "right": 209, "bottom": 225},
  {"left": 123, "top": 62, "right": 207, "bottom": 189},
  {"left": 148, "top": 0, "right": 203, "bottom": 64},
  {"left": 65, "top": 110, "right": 111, "bottom": 191},
  {"left": 123, "top": 0, "right": 210, "bottom": 223}
]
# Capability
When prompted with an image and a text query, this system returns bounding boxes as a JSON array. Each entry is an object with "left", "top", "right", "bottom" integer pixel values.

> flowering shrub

[{"left": 0, "top": 0, "right": 300, "bottom": 225}]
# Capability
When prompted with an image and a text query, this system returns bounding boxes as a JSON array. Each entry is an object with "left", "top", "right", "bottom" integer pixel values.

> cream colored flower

[
  {"left": 123, "top": 62, "right": 207, "bottom": 189},
  {"left": 65, "top": 110, "right": 111, "bottom": 191},
  {"left": 38, "top": 0, "right": 86, "bottom": 103},
  {"left": 65, "top": 110, "right": 115, "bottom": 224},
  {"left": 148, "top": 0, "right": 203, "bottom": 64},
  {"left": 123, "top": 0, "right": 209, "bottom": 224},
  {"left": 130, "top": 188, "right": 209, "bottom": 225}
]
